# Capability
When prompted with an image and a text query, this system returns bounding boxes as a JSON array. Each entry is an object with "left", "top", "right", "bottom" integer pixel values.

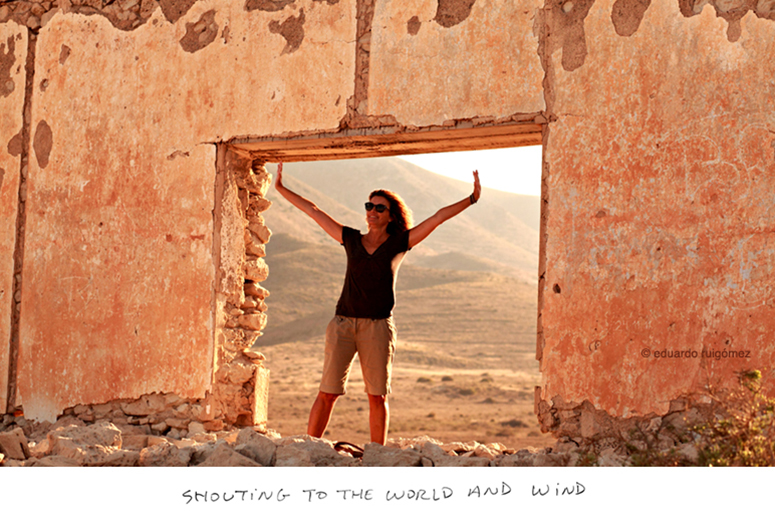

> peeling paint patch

[
  {"left": 179, "top": 10, "right": 219, "bottom": 54},
  {"left": 7, "top": 130, "right": 22, "bottom": 157},
  {"left": 611, "top": 0, "right": 651, "bottom": 36},
  {"left": 40, "top": 78, "right": 49, "bottom": 92},
  {"left": 0, "top": 0, "right": 159, "bottom": 31},
  {"left": 678, "top": 0, "right": 775, "bottom": 42},
  {"left": 434, "top": 0, "right": 477, "bottom": 28},
  {"left": 159, "top": 0, "right": 199, "bottom": 23},
  {"left": 407, "top": 15, "right": 421, "bottom": 35},
  {"left": 544, "top": 0, "right": 596, "bottom": 72},
  {"left": 1, "top": 35, "right": 15, "bottom": 98},
  {"left": 0, "top": 168, "right": 4, "bottom": 190},
  {"left": 758, "top": 0, "right": 775, "bottom": 20},
  {"left": 269, "top": 9, "right": 305, "bottom": 54},
  {"left": 245, "top": 0, "right": 295, "bottom": 12},
  {"left": 33, "top": 120, "right": 53, "bottom": 169},
  {"left": 312, "top": 0, "right": 340, "bottom": 4},
  {"left": 65, "top": 1, "right": 155, "bottom": 31},
  {"left": 59, "top": 45, "right": 71, "bottom": 65},
  {"left": 352, "top": 0, "right": 374, "bottom": 122},
  {"left": 168, "top": 150, "right": 191, "bottom": 160}
]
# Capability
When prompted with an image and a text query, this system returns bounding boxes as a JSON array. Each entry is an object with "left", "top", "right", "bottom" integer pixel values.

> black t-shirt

[{"left": 335, "top": 226, "right": 410, "bottom": 319}]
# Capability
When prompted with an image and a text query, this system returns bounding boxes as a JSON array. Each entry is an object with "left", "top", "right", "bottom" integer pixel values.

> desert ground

[{"left": 257, "top": 264, "right": 554, "bottom": 449}]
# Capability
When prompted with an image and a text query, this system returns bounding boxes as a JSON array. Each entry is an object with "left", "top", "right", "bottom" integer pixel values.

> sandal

[{"left": 334, "top": 441, "right": 364, "bottom": 458}]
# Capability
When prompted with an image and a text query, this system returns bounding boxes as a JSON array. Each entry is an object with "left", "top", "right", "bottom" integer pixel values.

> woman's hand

[
  {"left": 276, "top": 162, "right": 284, "bottom": 190},
  {"left": 471, "top": 169, "right": 481, "bottom": 203},
  {"left": 409, "top": 169, "right": 482, "bottom": 248}
]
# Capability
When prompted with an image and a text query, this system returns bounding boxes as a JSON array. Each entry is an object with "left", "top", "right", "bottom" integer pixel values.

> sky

[{"left": 398, "top": 145, "right": 542, "bottom": 197}]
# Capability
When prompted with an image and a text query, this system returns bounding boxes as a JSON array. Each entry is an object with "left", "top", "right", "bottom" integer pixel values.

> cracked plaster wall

[{"left": 538, "top": 0, "right": 775, "bottom": 424}]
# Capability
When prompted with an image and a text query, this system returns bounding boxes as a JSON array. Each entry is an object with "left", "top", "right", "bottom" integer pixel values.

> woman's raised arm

[
  {"left": 408, "top": 170, "right": 481, "bottom": 249},
  {"left": 275, "top": 163, "right": 344, "bottom": 244}
]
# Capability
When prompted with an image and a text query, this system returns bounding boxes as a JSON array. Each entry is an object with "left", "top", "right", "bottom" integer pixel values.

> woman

[{"left": 274, "top": 162, "right": 481, "bottom": 445}]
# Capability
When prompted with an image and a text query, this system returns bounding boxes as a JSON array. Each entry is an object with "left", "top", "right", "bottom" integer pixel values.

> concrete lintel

[{"left": 228, "top": 123, "right": 543, "bottom": 162}]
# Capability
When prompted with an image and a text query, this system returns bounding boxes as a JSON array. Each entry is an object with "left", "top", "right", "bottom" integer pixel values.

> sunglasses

[{"left": 365, "top": 202, "right": 388, "bottom": 213}]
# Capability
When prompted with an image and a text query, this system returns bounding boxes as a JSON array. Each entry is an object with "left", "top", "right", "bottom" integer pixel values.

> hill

[
  {"left": 263, "top": 157, "right": 540, "bottom": 283},
  {"left": 258, "top": 234, "right": 537, "bottom": 364}
]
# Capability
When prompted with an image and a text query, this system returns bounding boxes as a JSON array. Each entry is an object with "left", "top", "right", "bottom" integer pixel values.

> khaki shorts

[{"left": 319, "top": 315, "right": 396, "bottom": 396}]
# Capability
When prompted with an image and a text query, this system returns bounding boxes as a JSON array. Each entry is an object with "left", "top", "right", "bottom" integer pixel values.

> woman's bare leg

[
  {"left": 368, "top": 394, "right": 389, "bottom": 445},
  {"left": 307, "top": 391, "right": 340, "bottom": 438}
]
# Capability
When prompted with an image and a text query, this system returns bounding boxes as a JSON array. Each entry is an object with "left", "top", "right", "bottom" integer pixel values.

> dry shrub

[
  {"left": 577, "top": 369, "right": 775, "bottom": 467},
  {"left": 694, "top": 369, "right": 775, "bottom": 467}
]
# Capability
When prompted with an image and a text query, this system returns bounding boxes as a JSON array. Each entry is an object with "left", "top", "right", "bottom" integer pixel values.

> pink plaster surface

[
  {"left": 0, "top": 23, "right": 26, "bottom": 412},
  {"left": 370, "top": 0, "right": 545, "bottom": 126},
  {"left": 15, "top": 1, "right": 356, "bottom": 421},
  {"left": 541, "top": 0, "right": 775, "bottom": 416},
  {"left": 17, "top": 141, "right": 217, "bottom": 421}
]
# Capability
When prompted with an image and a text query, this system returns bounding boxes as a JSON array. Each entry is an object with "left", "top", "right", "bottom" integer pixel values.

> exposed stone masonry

[
  {"left": 179, "top": 8, "right": 218, "bottom": 53},
  {"left": 0, "top": 0, "right": 348, "bottom": 38},
  {"left": 267, "top": 6, "right": 304, "bottom": 54},
  {"left": 535, "top": 391, "right": 714, "bottom": 464},
  {"left": 0, "top": 0, "right": 157, "bottom": 31},
  {"left": 209, "top": 147, "right": 273, "bottom": 428}
]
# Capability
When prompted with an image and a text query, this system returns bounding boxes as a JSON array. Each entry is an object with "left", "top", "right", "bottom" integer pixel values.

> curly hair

[{"left": 369, "top": 189, "right": 413, "bottom": 234}]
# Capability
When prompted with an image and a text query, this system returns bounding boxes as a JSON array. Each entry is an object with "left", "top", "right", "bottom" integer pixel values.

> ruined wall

[
  {"left": 2, "top": 0, "right": 356, "bottom": 422},
  {"left": 0, "top": 23, "right": 27, "bottom": 413},
  {"left": 2, "top": 0, "right": 772, "bottom": 438},
  {"left": 536, "top": 0, "right": 775, "bottom": 437},
  {"left": 1, "top": 0, "right": 545, "bottom": 425}
]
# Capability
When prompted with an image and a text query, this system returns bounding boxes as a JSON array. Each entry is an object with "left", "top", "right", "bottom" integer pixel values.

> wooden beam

[{"left": 229, "top": 123, "right": 543, "bottom": 162}]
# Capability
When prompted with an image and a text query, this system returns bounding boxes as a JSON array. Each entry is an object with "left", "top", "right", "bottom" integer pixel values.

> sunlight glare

[{"left": 399, "top": 146, "right": 542, "bottom": 196}]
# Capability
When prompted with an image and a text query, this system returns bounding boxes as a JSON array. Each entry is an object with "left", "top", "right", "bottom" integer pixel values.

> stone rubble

[
  {"left": 0, "top": 406, "right": 719, "bottom": 467},
  {"left": 0, "top": 357, "right": 725, "bottom": 468},
  {"left": 0, "top": 427, "right": 30, "bottom": 460}
]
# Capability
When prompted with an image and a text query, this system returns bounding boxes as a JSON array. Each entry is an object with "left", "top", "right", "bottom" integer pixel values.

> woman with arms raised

[{"left": 274, "top": 162, "right": 481, "bottom": 445}]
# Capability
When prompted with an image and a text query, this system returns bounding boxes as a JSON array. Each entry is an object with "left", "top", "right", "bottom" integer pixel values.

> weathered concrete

[
  {"left": 0, "top": 22, "right": 26, "bottom": 413},
  {"left": 370, "top": 0, "right": 545, "bottom": 127},
  {"left": 538, "top": 0, "right": 775, "bottom": 421}
]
